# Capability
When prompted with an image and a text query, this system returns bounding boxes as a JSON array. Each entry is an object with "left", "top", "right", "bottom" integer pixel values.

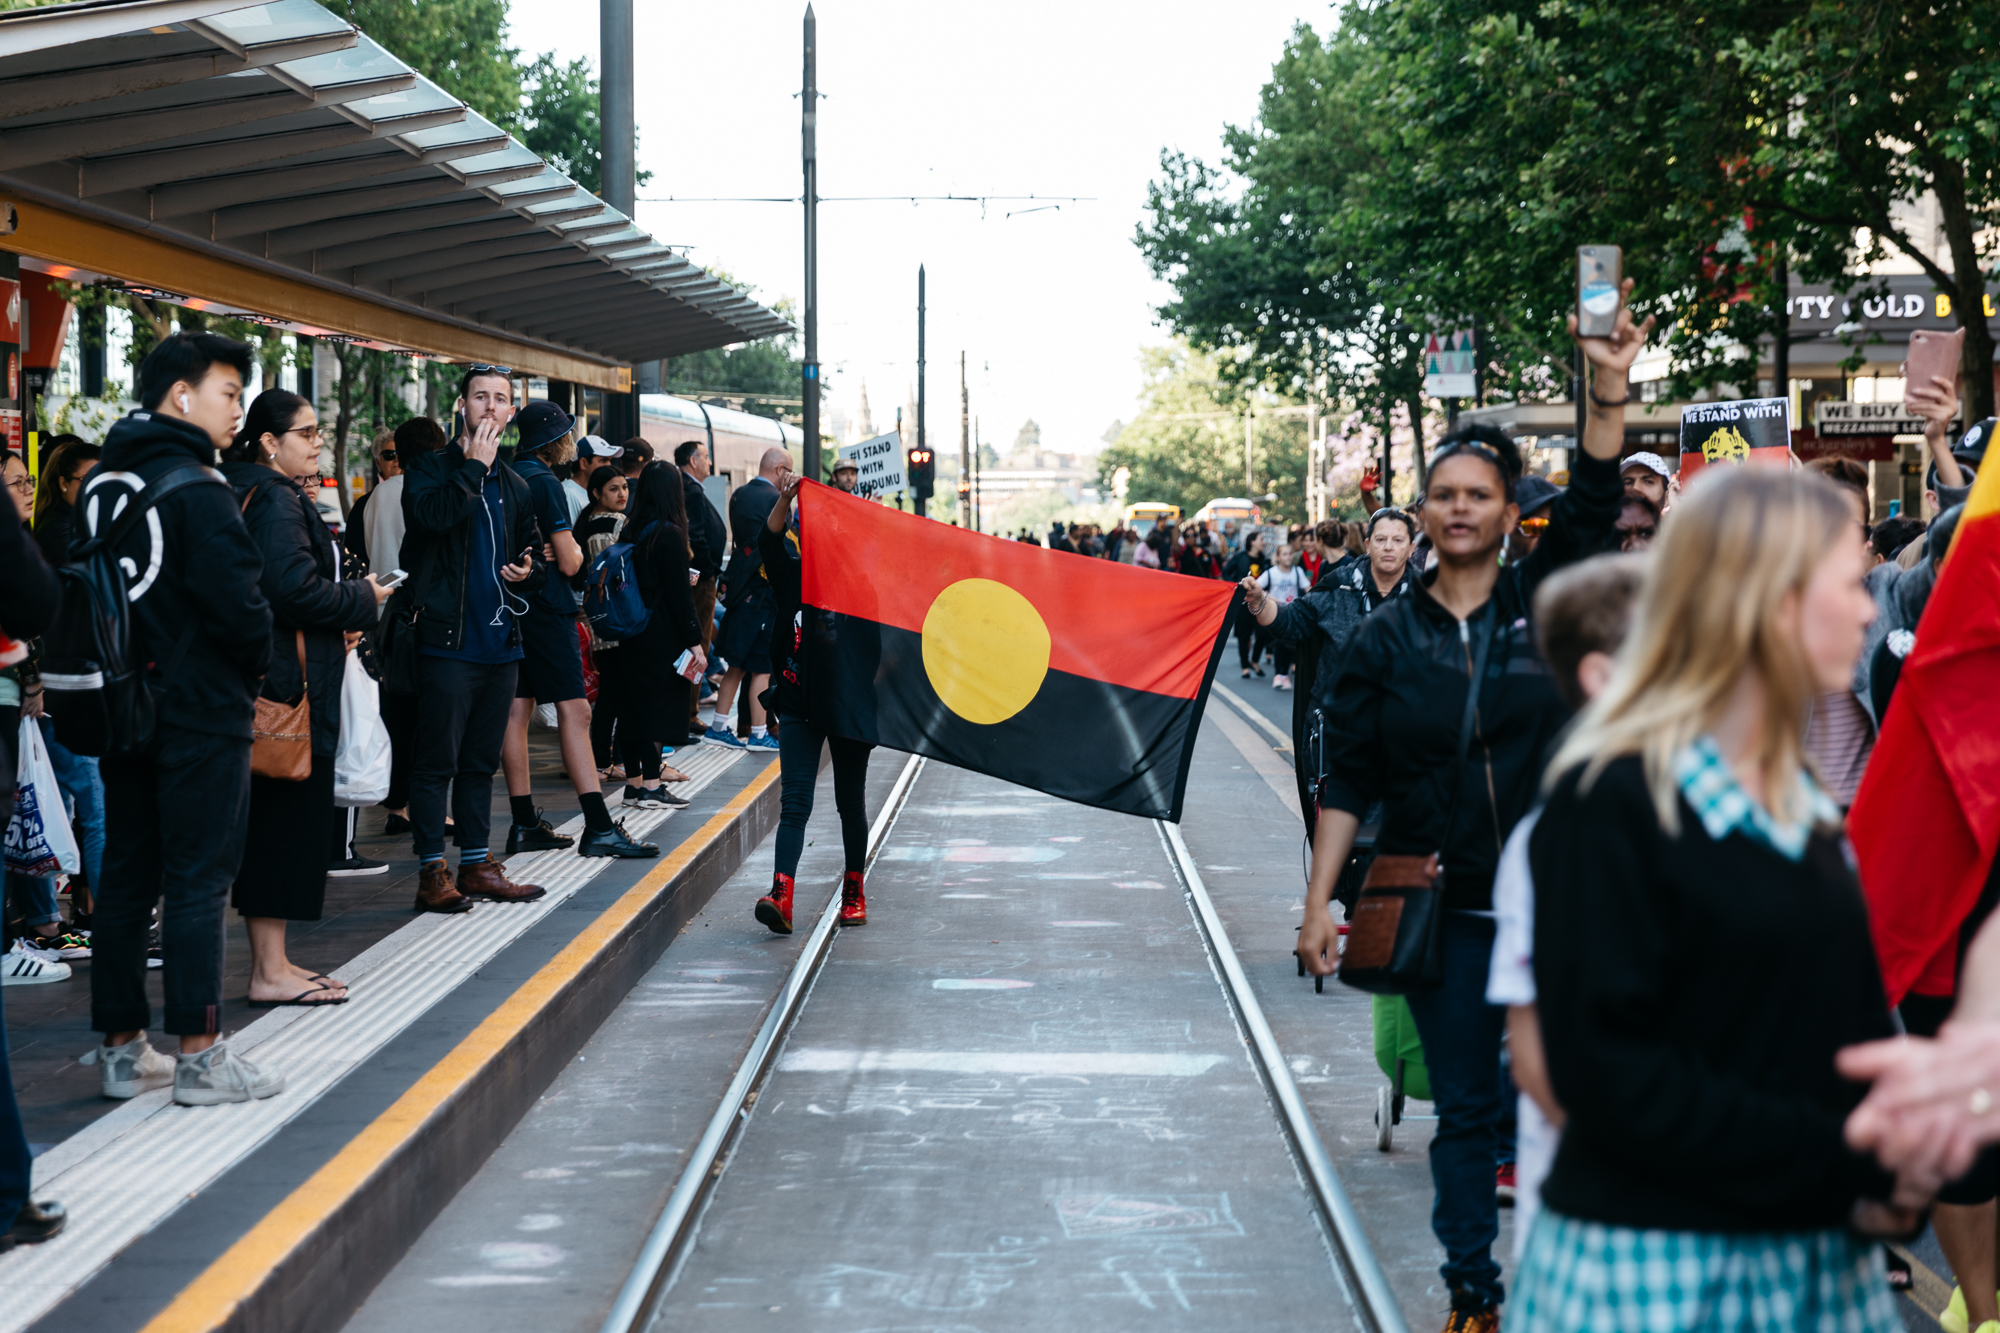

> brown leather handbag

[
  {"left": 1339, "top": 604, "right": 1494, "bottom": 994},
  {"left": 252, "top": 632, "right": 312, "bottom": 781}
]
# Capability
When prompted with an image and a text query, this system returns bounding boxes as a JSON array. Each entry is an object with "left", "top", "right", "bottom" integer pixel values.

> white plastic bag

[
  {"left": 333, "top": 651, "right": 392, "bottom": 807},
  {"left": 6, "top": 716, "right": 80, "bottom": 876}
]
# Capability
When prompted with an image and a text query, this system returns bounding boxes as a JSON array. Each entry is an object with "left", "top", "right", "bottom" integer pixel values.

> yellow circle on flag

[{"left": 921, "top": 578, "right": 1051, "bottom": 725}]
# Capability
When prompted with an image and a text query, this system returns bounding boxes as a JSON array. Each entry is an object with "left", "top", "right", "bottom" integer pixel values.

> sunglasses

[
  {"left": 1518, "top": 516, "right": 1550, "bottom": 534},
  {"left": 378, "top": 450, "right": 397, "bottom": 462},
  {"left": 464, "top": 364, "right": 514, "bottom": 377}
]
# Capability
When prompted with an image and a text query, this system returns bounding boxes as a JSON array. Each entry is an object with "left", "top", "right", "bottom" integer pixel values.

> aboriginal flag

[
  {"left": 797, "top": 483, "right": 1237, "bottom": 821},
  {"left": 1851, "top": 452, "right": 2000, "bottom": 1004}
]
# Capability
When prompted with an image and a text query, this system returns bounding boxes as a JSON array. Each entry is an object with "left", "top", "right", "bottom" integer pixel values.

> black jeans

[
  {"left": 775, "top": 711, "right": 872, "bottom": 878},
  {"left": 1401, "top": 912, "right": 1508, "bottom": 1309},
  {"left": 93, "top": 723, "right": 252, "bottom": 1037},
  {"left": 0, "top": 789, "right": 26, "bottom": 1234},
  {"left": 410, "top": 655, "right": 517, "bottom": 858},
  {"left": 1234, "top": 609, "right": 1263, "bottom": 669},
  {"left": 380, "top": 686, "right": 418, "bottom": 811}
]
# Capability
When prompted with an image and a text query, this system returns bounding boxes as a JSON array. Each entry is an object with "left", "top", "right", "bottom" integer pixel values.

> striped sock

[
  {"left": 420, "top": 852, "right": 445, "bottom": 868},
  {"left": 460, "top": 849, "right": 489, "bottom": 867}
]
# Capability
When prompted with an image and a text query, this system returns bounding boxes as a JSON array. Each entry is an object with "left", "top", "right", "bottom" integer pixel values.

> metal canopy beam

[
  {"left": 359, "top": 234, "right": 574, "bottom": 288},
  {"left": 309, "top": 214, "right": 538, "bottom": 269},
  {"left": 151, "top": 148, "right": 441, "bottom": 216},
  {"left": 224, "top": 177, "right": 486, "bottom": 240},
  {"left": 422, "top": 260, "right": 610, "bottom": 310},
  {"left": 0, "top": 28, "right": 355, "bottom": 119},
  {"left": 85, "top": 106, "right": 463, "bottom": 195},
  {"left": 378, "top": 243, "right": 586, "bottom": 296}
]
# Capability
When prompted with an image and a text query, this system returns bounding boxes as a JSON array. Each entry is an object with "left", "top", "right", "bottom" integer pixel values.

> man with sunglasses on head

[{"left": 397, "top": 366, "right": 551, "bottom": 912}]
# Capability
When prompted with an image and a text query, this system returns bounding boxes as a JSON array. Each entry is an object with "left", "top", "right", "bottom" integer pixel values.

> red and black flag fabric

[{"left": 796, "top": 482, "right": 1237, "bottom": 821}]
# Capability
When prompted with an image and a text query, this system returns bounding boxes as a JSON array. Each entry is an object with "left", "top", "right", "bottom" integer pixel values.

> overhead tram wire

[{"left": 637, "top": 194, "right": 1095, "bottom": 205}]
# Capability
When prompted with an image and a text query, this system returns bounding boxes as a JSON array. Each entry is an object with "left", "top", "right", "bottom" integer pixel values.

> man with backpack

[{"left": 65, "top": 334, "right": 282, "bottom": 1107}]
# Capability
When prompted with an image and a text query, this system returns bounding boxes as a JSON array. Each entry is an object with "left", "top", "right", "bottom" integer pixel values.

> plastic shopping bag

[
  {"left": 333, "top": 649, "right": 392, "bottom": 807},
  {"left": 5, "top": 716, "right": 80, "bottom": 876}
]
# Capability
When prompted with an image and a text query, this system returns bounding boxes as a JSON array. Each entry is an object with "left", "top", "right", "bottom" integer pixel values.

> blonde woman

[{"left": 1513, "top": 466, "right": 1905, "bottom": 1331}]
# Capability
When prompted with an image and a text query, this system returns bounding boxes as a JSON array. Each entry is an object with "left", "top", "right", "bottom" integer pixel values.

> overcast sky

[{"left": 505, "top": 0, "right": 1326, "bottom": 457}]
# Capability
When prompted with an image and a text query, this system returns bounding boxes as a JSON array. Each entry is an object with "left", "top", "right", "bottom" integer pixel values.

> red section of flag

[
  {"left": 1851, "top": 508, "right": 2000, "bottom": 1005},
  {"left": 1676, "top": 447, "right": 1794, "bottom": 483},
  {"left": 798, "top": 482, "right": 1236, "bottom": 701}
]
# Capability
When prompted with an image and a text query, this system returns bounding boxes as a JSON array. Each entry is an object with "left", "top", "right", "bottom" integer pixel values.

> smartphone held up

[{"left": 1577, "top": 245, "right": 1622, "bottom": 339}]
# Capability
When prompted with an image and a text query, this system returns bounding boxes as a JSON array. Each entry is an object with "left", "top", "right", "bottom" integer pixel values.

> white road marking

[{"left": 777, "top": 1050, "right": 1230, "bottom": 1077}]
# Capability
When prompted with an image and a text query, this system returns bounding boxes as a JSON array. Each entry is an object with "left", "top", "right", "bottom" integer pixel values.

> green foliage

[
  {"left": 1145, "top": 2, "right": 2000, "bottom": 434},
  {"left": 1096, "top": 344, "right": 1311, "bottom": 524},
  {"left": 320, "top": 0, "right": 523, "bottom": 127}
]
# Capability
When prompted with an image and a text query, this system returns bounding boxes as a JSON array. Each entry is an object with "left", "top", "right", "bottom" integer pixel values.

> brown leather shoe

[
  {"left": 413, "top": 862, "right": 474, "bottom": 915},
  {"left": 457, "top": 860, "right": 547, "bottom": 903}
]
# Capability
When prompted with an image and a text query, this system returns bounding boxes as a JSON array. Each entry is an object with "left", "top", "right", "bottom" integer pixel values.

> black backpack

[{"left": 40, "top": 465, "right": 223, "bottom": 757}]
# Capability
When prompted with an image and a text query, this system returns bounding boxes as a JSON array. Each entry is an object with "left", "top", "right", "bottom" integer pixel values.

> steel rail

[
  {"left": 1158, "top": 820, "right": 1410, "bottom": 1333},
  {"left": 597, "top": 753, "right": 927, "bottom": 1333}
]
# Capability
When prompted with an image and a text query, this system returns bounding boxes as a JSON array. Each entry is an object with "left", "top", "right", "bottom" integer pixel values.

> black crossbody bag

[{"left": 1338, "top": 605, "right": 1493, "bottom": 994}]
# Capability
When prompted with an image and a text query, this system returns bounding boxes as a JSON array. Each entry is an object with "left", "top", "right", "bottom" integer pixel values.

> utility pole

[
  {"left": 973, "top": 416, "right": 982, "bottom": 532},
  {"left": 1244, "top": 407, "right": 1255, "bottom": 493},
  {"left": 1774, "top": 249, "right": 1791, "bottom": 433},
  {"left": 598, "top": 0, "right": 637, "bottom": 443},
  {"left": 915, "top": 264, "right": 926, "bottom": 519},
  {"left": 800, "top": 5, "right": 821, "bottom": 480},
  {"left": 958, "top": 351, "right": 970, "bottom": 526}
]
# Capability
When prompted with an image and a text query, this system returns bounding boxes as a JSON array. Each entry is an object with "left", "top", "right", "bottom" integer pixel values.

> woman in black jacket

[
  {"left": 616, "top": 463, "right": 704, "bottom": 810},
  {"left": 223, "top": 391, "right": 387, "bottom": 1007},
  {"left": 1295, "top": 283, "right": 1651, "bottom": 1332}
]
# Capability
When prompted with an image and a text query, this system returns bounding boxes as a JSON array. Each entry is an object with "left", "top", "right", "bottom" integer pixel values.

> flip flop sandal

[
  {"left": 247, "top": 981, "right": 350, "bottom": 1009},
  {"left": 1882, "top": 1248, "right": 1913, "bottom": 1291},
  {"left": 660, "top": 767, "right": 693, "bottom": 783}
]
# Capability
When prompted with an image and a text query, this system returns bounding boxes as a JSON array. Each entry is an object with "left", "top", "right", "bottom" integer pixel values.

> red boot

[
  {"left": 755, "top": 873, "right": 795, "bottom": 935},
  {"left": 838, "top": 871, "right": 867, "bottom": 926}
]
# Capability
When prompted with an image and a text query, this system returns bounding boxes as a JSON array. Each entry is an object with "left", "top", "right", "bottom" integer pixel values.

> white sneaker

[
  {"left": 2, "top": 939, "right": 71, "bottom": 985},
  {"left": 174, "top": 1040, "right": 285, "bottom": 1107},
  {"left": 80, "top": 1034, "right": 176, "bottom": 1099},
  {"left": 1274, "top": 674, "right": 1292, "bottom": 691}
]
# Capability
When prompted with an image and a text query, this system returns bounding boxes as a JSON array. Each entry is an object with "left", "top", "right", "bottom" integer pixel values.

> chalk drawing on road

[{"left": 1054, "top": 1194, "right": 1245, "bottom": 1240}]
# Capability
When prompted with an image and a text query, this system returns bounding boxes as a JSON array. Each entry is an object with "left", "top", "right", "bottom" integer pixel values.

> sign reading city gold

[
  {"left": 1678, "top": 398, "right": 1792, "bottom": 481},
  {"left": 796, "top": 482, "right": 1238, "bottom": 821}
]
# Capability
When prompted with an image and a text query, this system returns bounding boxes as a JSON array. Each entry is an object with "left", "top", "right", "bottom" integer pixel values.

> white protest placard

[
  {"left": 1813, "top": 400, "right": 1955, "bottom": 438},
  {"left": 837, "top": 431, "right": 907, "bottom": 498}
]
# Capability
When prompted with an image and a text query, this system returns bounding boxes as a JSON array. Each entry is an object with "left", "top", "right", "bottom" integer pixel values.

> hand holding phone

[
  {"left": 1904, "top": 329, "right": 1963, "bottom": 423},
  {"left": 500, "top": 547, "right": 534, "bottom": 583}
]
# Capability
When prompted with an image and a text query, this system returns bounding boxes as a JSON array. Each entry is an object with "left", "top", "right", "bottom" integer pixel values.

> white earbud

[{"left": 178, "top": 393, "right": 190, "bottom": 413}]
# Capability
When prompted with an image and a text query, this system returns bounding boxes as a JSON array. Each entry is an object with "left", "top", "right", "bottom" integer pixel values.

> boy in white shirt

[{"left": 1487, "top": 553, "right": 1645, "bottom": 1255}]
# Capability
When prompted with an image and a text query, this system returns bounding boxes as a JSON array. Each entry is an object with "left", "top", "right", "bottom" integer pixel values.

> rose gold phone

[{"left": 1905, "top": 327, "right": 1963, "bottom": 398}]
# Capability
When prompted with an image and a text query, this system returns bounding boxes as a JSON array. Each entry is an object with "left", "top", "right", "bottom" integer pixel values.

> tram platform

[{"left": 3, "top": 731, "right": 779, "bottom": 1333}]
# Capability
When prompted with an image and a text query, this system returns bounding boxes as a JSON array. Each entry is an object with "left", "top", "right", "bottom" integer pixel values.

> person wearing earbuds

[
  {"left": 220, "top": 390, "right": 389, "bottom": 1006},
  {"left": 81, "top": 333, "right": 282, "bottom": 1107},
  {"left": 398, "top": 366, "right": 550, "bottom": 913}
]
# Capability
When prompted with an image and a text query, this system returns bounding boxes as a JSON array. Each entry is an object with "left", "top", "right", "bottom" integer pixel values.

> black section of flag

[{"left": 804, "top": 617, "right": 1228, "bottom": 821}]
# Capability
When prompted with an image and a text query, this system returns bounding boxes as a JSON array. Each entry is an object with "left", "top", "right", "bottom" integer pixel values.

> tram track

[{"left": 597, "top": 751, "right": 1405, "bottom": 1333}]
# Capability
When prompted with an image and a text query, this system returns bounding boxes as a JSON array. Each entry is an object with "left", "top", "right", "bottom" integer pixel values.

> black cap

[
  {"left": 1514, "top": 474, "right": 1561, "bottom": 518},
  {"left": 1955, "top": 416, "right": 1996, "bottom": 469},
  {"left": 514, "top": 399, "right": 574, "bottom": 452}
]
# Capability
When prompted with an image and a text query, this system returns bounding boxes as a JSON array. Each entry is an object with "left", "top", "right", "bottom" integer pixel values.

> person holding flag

[{"left": 751, "top": 469, "right": 875, "bottom": 934}]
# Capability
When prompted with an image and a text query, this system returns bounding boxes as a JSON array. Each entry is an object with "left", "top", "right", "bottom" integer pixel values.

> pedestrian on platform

[
  {"left": 31, "top": 435, "right": 95, "bottom": 565},
  {"left": 709, "top": 448, "right": 789, "bottom": 751},
  {"left": 619, "top": 437, "right": 654, "bottom": 481},
  {"left": 372, "top": 416, "right": 445, "bottom": 839},
  {"left": 613, "top": 462, "right": 706, "bottom": 812},
  {"left": 577, "top": 465, "right": 635, "bottom": 784},
  {"left": 81, "top": 333, "right": 284, "bottom": 1106},
  {"left": 221, "top": 389, "right": 389, "bottom": 1007},
  {"left": 1223, "top": 531, "right": 1270, "bottom": 678},
  {"left": 676, "top": 438, "right": 726, "bottom": 735},
  {"left": 1294, "top": 277, "right": 1649, "bottom": 1331},
  {"left": 398, "top": 367, "right": 548, "bottom": 911},
  {"left": 1513, "top": 464, "right": 1905, "bottom": 1332},
  {"left": 751, "top": 470, "right": 875, "bottom": 935},
  {"left": 499, "top": 400, "right": 653, "bottom": 860},
  {"left": 0, "top": 462, "right": 65, "bottom": 1248}
]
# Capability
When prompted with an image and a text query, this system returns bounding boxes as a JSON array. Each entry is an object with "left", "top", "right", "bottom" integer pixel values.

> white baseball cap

[
  {"left": 1620, "top": 451, "right": 1673, "bottom": 480},
  {"left": 578, "top": 434, "right": 621, "bottom": 458}
]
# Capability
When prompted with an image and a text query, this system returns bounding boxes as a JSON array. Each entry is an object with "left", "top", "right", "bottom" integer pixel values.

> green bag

[{"left": 1370, "top": 994, "right": 1432, "bottom": 1102}]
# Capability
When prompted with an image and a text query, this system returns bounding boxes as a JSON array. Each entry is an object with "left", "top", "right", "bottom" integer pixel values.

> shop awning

[{"left": 0, "top": 0, "right": 792, "bottom": 390}]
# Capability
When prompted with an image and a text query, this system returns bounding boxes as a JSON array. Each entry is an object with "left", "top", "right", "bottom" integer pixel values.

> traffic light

[{"left": 908, "top": 447, "right": 935, "bottom": 500}]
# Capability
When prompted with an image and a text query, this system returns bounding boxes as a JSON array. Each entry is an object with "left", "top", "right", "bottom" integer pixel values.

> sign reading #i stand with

[
  {"left": 1679, "top": 398, "right": 1793, "bottom": 481},
  {"left": 837, "top": 430, "right": 908, "bottom": 499}
]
